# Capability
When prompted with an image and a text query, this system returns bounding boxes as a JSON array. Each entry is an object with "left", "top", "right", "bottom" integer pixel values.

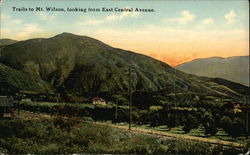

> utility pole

[
  {"left": 129, "top": 67, "right": 132, "bottom": 130},
  {"left": 115, "top": 96, "right": 118, "bottom": 125},
  {"left": 246, "top": 96, "right": 249, "bottom": 139}
]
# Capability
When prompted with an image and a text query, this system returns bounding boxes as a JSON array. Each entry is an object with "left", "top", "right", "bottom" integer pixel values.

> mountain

[
  {"left": 0, "top": 39, "right": 18, "bottom": 53},
  {"left": 0, "top": 33, "right": 248, "bottom": 101},
  {"left": 175, "top": 56, "right": 249, "bottom": 86},
  {"left": 0, "top": 63, "right": 52, "bottom": 94},
  {"left": 0, "top": 39, "right": 17, "bottom": 46}
]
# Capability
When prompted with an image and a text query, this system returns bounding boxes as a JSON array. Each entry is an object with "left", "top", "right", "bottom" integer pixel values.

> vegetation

[
  {"left": 0, "top": 33, "right": 249, "bottom": 100},
  {"left": 0, "top": 63, "right": 51, "bottom": 95},
  {"left": 18, "top": 99, "right": 247, "bottom": 140},
  {"left": 175, "top": 56, "right": 249, "bottom": 86},
  {"left": 0, "top": 33, "right": 249, "bottom": 154},
  {"left": 0, "top": 119, "right": 246, "bottom": 154}
]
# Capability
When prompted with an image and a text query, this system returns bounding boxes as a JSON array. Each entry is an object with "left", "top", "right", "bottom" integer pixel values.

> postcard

[{"left": 0, "top": 0, "right": 249, "bottom": 154}]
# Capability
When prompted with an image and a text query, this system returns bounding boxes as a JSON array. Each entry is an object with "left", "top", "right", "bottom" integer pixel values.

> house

[
  {"left": 0, "top": 96, "right": 14, "bottom": 118},
  {"left": 233, "top": 105, "right": 242, "bottom": 113},
  {"left": 226, "top": 101, "right": 244, "bottom": 113},
  {"left": 91, "top": 97, "right": 106, "bottom": 105}
]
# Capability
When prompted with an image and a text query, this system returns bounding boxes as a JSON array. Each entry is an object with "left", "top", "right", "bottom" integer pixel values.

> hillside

[
  {"left": 0, "top": 39, "right": 17, "bottom": 46},
  {"left": 0, "top": 63, "right": 52, "bottom": 94},
  {"left": 0, "top": 33, "right": 248, "bottom": 101},
  {"left": 0, "top": 39, "right": 18, "bottom": 52},
  {"left": 176, "top": 56, "right": 249, "bottom": 86}
]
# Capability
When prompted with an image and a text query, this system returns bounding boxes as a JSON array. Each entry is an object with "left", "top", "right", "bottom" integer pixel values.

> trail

[{"left": 97, "top": 122, "right": 244, "bottom": 148}]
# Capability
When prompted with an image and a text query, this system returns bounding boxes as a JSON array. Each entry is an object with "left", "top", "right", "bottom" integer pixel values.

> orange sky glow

[
  {"left": 1, "top": 1, "right": 249, "bottom": 67},
  {"left": 103, "top": 38, "right": 249, "bottom": 67}
]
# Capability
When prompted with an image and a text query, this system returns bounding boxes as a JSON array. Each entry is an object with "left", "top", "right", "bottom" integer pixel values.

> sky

[{"left": 0, "top": 0, "right": 249, "bottom": 66}]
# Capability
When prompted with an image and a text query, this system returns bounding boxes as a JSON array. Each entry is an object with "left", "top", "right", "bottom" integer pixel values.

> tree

[
  {"left": 135, "top": 110, "right": 149, "bottom": 125},
  {"left": 220, "top": 116, "right": 232, "bottom": 133},
  {"left": 204, "top": 122, "right": 218, "bottom": 136},
  {"left": 220, "top": 116, "right": 245, "bottom": 138},
  {"left": 166, "top": 113, "right": 178, "bottom": 129},
  {"left": 182, "top": 114, "right": 199, "bottom": 133},
  {"left": 202, "top": 113, "right": 218, "bottom": 136},
  {"left": 226, "top": 117, "right": 245, "bottom": 138},
  {"left": 149, "top": 106, "right": 163, "bottom": 127}
]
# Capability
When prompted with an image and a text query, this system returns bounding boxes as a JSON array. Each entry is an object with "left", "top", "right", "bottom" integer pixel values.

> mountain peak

[
  {"left": 54, "top": 32, "right": 93, "bottom": 39},
  {"left": 54, "top": 32, "right": 81, "bottom": 38},
  {"left": 52, "top": 32, "right": 99, "bottom": 43}
]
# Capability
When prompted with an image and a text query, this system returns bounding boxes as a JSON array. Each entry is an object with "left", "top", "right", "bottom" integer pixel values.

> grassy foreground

[{"left": 0, "top": 119, "right": 247, "bottom": 154}]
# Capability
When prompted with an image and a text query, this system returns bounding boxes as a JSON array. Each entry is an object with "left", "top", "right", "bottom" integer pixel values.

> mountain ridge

[
  {"left": 0, "top": 33, "right": 248, "bottom": 101},
  {"left": 176, "top": 56, "right": 249, "bottom": 86},
  {"left": 177, "top": 56, "right": 248, "bottom": 67}
]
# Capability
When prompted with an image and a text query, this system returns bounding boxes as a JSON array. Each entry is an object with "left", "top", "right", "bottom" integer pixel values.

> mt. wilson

[{"left": 0, "top": 33, "right": 248, "bottom": 101}]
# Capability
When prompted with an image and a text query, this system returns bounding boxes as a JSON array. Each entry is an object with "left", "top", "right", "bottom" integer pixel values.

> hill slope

[
  {"left": 0, "top": 33, "right": 248, "bottom": 101},
  {"left": 176, "top": 56, "right": 249, "bottom": 86},
  {"left": 0, "top": 39, "right": 17, "bottom": 46}
]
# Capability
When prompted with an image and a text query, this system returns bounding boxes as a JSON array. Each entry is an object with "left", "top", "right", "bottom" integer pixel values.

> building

[
  {"left": 91, "top": 97, "right": 106, "bottom": 105},
  {"left": 0, "top": 96, "right": 14, "bottom": 118}
]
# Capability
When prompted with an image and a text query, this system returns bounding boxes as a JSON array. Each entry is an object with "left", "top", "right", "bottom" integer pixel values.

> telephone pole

[
  {"left": 129, "top": 67, "right": 132, "bottom": 130},
  {"left": 115, "top": 96, "right": 118, "bottom": 125},
  {"left": 246, "top": 96, "right": 249, "bottom": 139}
]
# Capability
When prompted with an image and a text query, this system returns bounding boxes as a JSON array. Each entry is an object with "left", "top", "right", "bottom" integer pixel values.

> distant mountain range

[
  {"left": 0, "top": 33, "right": 248, "bottom": 102},
  {"left": 175, "top": 56, "right": 249, "bottom": 86}
]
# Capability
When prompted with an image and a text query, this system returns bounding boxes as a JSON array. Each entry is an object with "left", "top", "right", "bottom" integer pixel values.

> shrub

[{"left": 0, "top": 119, "right": 244, "bottom": 154}]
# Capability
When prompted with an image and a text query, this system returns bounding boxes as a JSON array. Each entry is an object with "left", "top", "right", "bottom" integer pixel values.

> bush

[
  {"left": 0, "top": 118, "right": 244, "bottom": 154},
  {"left": 168, "top": 139, "right": 210, "bottom": 154},
  {"left": 182, "top": 114, "right": 199, "bottom": 133}
]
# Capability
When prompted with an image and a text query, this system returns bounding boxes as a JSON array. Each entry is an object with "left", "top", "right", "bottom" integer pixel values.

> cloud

[
  {"left": 1, "top": 14, "right": 11, "bottom": 20},
  {"left": 225, "top": 10, "right": 236, "bottom": 24},
  {"left": 105, "top": 11, "right": 139, "bottom": 22},
  {"left": 16, "top": 24, "right": 43, "bottom": 39},
  {"left": 13, "top": 19, "right": 23, "bottom": 24},
  {"left": 202, "top": 18, "right": 214, "bottom": 25},
  {"left": 171, "top": 10, "right": 196, "bottom": 24},
  {"left": 1, "top": 14, "right": 23, "bottom": 24},
  {"left": 86, "top": 24, "right": 248, "bottom": 48},
  {"left": 1, "top": 28, "right": 11, "bottom": 35},
  {"left": 83, "top": 18, "right": 103, "bottom": 25},
  {"left": 80, "top": 11, "right": 139, "bottom": 25},
  {"left": 2, "top": 23, "right": 44, "bottom": 40},
  {"left": 37, "top": 12, "right": 55, "bottom": 21}
]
